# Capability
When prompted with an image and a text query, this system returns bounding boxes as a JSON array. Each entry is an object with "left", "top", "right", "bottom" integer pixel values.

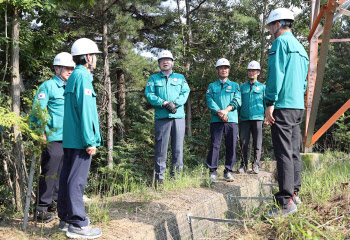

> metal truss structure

[{"left": 303, "top": 0, "right": 350, "bottom": 152}]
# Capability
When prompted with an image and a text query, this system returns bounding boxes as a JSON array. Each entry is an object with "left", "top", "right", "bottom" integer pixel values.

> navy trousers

[
  {"left": 58, "top": 148, "right": 92, "bottom": 227},
  {"left": 207, "top": 122, "right": 238, "bottom": 174},
  {"left": 239, "top": 120, "right": 263, "bottom": 166},
  {"left": 271, "top": 109, "right": 304, "bottom": 206},
  {"left": 154, "top": 118, "right": 185, "bottom": 180},
  {"left": 37, "top": 141, "right": 64, "bottom": 212}
]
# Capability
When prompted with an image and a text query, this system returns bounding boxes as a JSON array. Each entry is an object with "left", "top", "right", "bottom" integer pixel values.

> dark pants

[
  {"left": 207, "top": 122, "right": 238, "bottom": 174},
  {"left": 37, "top": 141, "right": 64, "bottom": 212},
  {"left": 58, "top": 148, "right": 92, "bottom": 227},
  {"left": 271, "top": 109, "right": 304, "bottom": 206},
  {"left": 239, "top": 120, "right": 263, "bottom": 166},
  {"left": 154, "top": 118, "right": 185, "bottom": 180}
]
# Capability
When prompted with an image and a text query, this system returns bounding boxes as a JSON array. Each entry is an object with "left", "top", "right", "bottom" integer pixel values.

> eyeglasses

[{"left": 159, "top": 58, "right": 172, "bottom": 62}]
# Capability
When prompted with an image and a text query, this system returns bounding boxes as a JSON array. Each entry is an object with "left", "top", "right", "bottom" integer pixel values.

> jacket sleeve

[
  {"left": 144, "top": 76, "right": 164, "bottom": 108},
  {"left": 229, "top": 84, "right": 241, "bottom": 110},
  {"left": 173, "top": 78, "right": 190, "bottom": 107},
  {"left": 30, "top": 83, "right": 49, "bottom": 131},
  {"left": 206, "top": 84, "right": 220, "bottom": 112},
  {"left": 265, "top": 39, "right": 287, "bottom": 106},
  {"left": 77, "top": 78, "right": 97, "bottom": 148}
]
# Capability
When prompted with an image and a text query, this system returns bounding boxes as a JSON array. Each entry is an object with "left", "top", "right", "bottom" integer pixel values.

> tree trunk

[
  {"left": 185, "top": 0, "right": 192, "bottom": 137},
  {"left": 259, "top": 0, "right": 268, "bottom": 74},
  {"left": 11, "top": 7, "right": 25, "bottom": 213},
  {"left": 103, "top": 0, "right": 113, "bottom": 169},
  {"left": 117, "top": 69, "right": 126, "bottom": 140}
]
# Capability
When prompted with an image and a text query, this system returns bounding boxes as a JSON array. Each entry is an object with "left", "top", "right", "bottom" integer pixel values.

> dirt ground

[{"left": 0, "top": 170, "right": 273, "bottom": 240}]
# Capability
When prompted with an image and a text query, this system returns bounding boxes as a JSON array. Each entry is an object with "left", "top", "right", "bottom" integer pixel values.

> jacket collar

[
  {"left": 75, "top": 65, "right": 93, "bottom": 82},
  {"left": 216, "top": 78, "right": 231, "bottom": 86},
  {"left": 53, "top": 76, "right": 65, "bottom": 88},
  {"left": 247, "top": 80, "right": 260, "bottom": 85}
]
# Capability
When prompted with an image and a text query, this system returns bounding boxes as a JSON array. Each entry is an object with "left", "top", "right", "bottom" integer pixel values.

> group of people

[
  {"left": 145, "top": 7, "right": 309, "bottom": 219},
  {"left": 31, "top": 7, "right": 308, "bottom": 240}
]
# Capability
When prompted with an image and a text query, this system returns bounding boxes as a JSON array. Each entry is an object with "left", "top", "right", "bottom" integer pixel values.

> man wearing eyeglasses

[{"left": 145, "top": 50, "right": 190, "bottom": 187}]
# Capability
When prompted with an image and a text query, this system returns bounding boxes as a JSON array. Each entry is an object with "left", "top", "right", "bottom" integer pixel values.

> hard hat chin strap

[
  {"left": 84, "top": 54, "right": 95, "bottom": 75},
  {"left": 271, "top": 20, "right": 286, "bottom": 39},
  {"left": 55, "top": 66, "right": 64, "bottom": 80}
]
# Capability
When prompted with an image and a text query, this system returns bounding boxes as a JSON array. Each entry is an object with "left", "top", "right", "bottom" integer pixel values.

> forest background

[{"left": 0, "top": 0, "right": 349, "bottom": 213}]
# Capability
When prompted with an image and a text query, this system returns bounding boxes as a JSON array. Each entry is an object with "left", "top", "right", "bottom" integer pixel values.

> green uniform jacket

[
  {"left": 62, "top": 65, "right": 103, "bottom": 149},
  {"left": 240, "top": 80, "right": 266, "bottom": 121},
  {"left": 30, "top": 76, "right": 65, "bottom": 141},
  {"left": 265, "top": 32, "right": 309, "bottom": 109},
  {"left": 145, "top": 71, "right": 190, "bottom": 119},
  {"left": 206, "top": 79, "right": 241, "bottom": 123}
]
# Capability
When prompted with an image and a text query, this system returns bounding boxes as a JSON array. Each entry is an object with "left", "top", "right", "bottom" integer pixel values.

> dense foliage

[{"left": 0, "top": 0, "right": 349, "bottom": 214}]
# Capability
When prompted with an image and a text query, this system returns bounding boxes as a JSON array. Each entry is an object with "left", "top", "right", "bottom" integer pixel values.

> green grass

[{"left": 245, "top": 151, "right": 350, "bottom": 240}]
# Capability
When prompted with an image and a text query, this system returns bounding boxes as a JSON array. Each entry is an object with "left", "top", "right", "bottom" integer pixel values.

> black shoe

[
  {"left": 48, "top": 202, "right": 57, "bottom": 212},
  {"left": 36, "top": 211, "right": 56, "bottom": 223}
]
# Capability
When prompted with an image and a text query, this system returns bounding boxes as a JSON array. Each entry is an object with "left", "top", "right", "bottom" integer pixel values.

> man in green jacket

[
  {"left": 145, "top": 50, "right": 190, "bottom": 186},
  {"left": 58, "top": 38, "right": 103, "bottom": 239},
  {"left": 264, "top": 8, "right": 309, "bottom": 218},
  {"left": 31, "top": 52, "right": 75, "bottom": 222},
  {"left": 239, "top": 61, "right": 265, "bottom": 174},
  {"left": 206, "top": 58, "right": 241, "bottom": 182}
]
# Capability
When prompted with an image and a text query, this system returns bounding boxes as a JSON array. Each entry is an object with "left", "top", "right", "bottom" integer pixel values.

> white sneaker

[
  {"left": 224, "top": 172, "right": 234, "bottom": 182},
  {"left": 209, "top": 174, "right": 216, "bottom": 182},
  {"left": 66, "top": 224, "right": 102, "bottom": 239}
]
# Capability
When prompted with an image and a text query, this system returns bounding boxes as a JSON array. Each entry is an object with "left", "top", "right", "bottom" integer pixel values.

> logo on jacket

[
  {"left": 38, "top": 93, "right": 45, "bottom": 99},
  {"left": 228, "top": 86, "right": 232, "bottom": 89},
  {"left": 256, "top": 87, "right": 260, "bottom": 91}
]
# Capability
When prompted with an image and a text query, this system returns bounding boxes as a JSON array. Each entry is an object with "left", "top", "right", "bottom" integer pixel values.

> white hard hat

[
  {"left": 247, "top": 61, "right": 260, "bottom": 70},
  {"left": 53, "top": 52, "right": 76, "bottom": 67},
  {"left": 265, "top": 8, "right": 295, "bottom": 28},
  {"left": 215, "top": 58, "right": 230, "bottom": 68},
  {"left": 158, "top": 50, "right": 174, "bottom": 61},
  {"left": 71, "top": 38, "right": 101, "bottom": 56}
]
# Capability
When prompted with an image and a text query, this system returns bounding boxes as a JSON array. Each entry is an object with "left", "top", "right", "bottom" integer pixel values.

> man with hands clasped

[
  {"left": 206, "top": 58, "right": 241, "bottom": 182},
  {"left": 145, "top": 50, "right": 190, "bottom": 187}
]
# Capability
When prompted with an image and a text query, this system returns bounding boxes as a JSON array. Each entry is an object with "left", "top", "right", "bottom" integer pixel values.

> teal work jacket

[
  {"left": 30, "top": 76, "right": 65, "bottom": 141},
  {"left": 62, "top": 65, "right": 103, "bottom": 149},
  {"left": 265, "top": 32, "right": 309, "bottom": 109},
  {"left": 240, "top": 80, "right": 266, "bottom": 121},
  {"left": 206, "top": 79, "right": 241, "bottom": 123},
  {"left": 145, "top": 71, "right": 190, "bottom": 120}
]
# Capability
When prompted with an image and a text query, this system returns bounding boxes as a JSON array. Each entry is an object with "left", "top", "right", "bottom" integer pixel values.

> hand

[
  {"left": 217, "top": 110, "right": 228, "bottom": 122},
  {"left": 86, "top": 146, "right": 97, "bottom": 156},
  {"left": 39, "top": 134, "right": 47, "bottom": 145},
  {"left": 165, "top": 101, "right": 177, "bottom": 114},
  {"left": 264, "top": 105, "right": 275, "bottom": 125},
  {"left": 40, "top": 134, "right": 47, "bottom": 141},
  {"left": 163, "top": 101, "right": 169, "bottom": 106}
]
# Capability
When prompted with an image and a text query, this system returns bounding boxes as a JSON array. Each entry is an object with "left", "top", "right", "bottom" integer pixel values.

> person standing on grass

[
  {"left": 206, "top": 58, "right": 241, "bottom": 183},
  {"left": 145, "top": 50, "right": 190, "bottom": 187},
  {"left": 31, "top": 52, "right": 75, "bottom": 223},
  {"left": 57, "top": 38, "right": 103, "bottom": 239},
  {"left": 263, "top": 8, "right": 309, "bottom": 218},
  {"left": 239, "top": 61, "right": 265, "bottom": 174}
]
